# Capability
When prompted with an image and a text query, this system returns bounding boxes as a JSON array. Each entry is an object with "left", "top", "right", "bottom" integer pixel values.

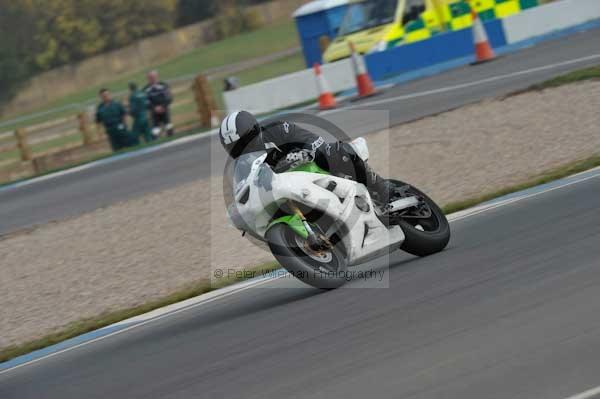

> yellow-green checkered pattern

[{"left": 403, "top": 0, "right": 538, "bottom": 44}]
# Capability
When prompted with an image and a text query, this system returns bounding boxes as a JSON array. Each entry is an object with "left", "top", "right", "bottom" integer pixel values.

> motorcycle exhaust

[{"left": 384, "top": 196, "right": 420, "bottom": 214}]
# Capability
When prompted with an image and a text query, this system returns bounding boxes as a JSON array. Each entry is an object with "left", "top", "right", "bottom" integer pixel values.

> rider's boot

[{"left": 365, "top": 165, "right": 395, "bottom": 205}]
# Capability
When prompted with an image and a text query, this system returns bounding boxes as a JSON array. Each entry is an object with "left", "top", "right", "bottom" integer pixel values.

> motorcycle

[{"left": 227, "top": 137, "right": 450, "bottom": 289}]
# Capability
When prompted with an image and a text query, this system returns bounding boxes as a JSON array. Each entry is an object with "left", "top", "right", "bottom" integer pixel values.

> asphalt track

[
  {"left": 2, "top": 27, "right": 600, "bottom": 235},
  {"left": 2, "top": 167, "right": 600, "bottom": 398}
]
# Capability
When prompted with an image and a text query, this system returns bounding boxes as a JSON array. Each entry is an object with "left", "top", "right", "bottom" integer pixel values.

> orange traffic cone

[
  {"left": 314, "top": 63, "right": 337, "bottom": 110},
  {"left": 348, "top": 41, "right": 376, "bottom": 98},
  {"left": 471, "top": 10, "right": 496, "bottom": 64}
]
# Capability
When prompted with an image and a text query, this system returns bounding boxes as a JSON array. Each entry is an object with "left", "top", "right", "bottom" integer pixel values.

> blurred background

[
  {"left": 2, "top": 2, "right": 600, "bottom": 396},
  {"left": 0, "top": 0, "right": 568, "bottom": 183}
]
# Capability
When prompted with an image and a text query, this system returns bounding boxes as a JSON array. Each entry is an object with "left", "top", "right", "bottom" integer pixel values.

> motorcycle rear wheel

[
  {"left": 387, "top": 179, "right": 451, "bottom": 257},
  {"left": 266, "top": 224, "right": 348, "bottom": 289}
]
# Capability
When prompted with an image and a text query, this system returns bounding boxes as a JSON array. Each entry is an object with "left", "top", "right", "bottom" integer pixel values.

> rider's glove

[
  {"left": 286, "top": 150, "right": 314, "bottom": 167},
  {"left": 275, "top": 150, "right": 314, "bottom": 172}
]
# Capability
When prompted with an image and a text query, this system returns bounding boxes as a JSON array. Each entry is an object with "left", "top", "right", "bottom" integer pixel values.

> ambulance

[{"left": 322, "top": 0, "right": 538, "bottom": 62}]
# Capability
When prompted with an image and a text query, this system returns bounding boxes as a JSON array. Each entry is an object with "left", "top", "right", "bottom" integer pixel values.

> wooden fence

[
  {"left": 0, "top": 115, "right": 84, "bottom": 167},
  {"left": 0, "top": 76, "right": 217, "bottom": 183}
]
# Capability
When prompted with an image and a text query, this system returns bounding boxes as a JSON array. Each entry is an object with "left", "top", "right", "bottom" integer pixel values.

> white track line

[
  {"left": 2, "top": 167, "right": 599, "bottom": 375},
  {"left": 449, "top": 167, "right": 600, "bottom": 222},
  {"left": 321, "top": 53, "right": 600, "bottom": 115},
  {"left": 564, "top": 385, "right": 600, "bottom": 399}
]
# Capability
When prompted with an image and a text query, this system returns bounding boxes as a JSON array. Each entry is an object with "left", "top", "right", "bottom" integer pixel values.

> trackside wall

[
  {"left": 504, "top": 0, "right": 600, "bottom": 44},
  {"left": 365, "top": 20, "right": 506, "bottom": 81},
  {"left": 223, "top": 59, "right": 354, "bottom": 113}
]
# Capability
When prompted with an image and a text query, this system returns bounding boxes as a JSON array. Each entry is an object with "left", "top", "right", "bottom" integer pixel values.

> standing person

[
  {"left": 95, "top": 89, "right": 139, "bottom": 151},
  {"left": 144, "top": 70, "right": 174, "bottom": 137},
  {"left": 128, "top": 82, "right": 154, "bottom": 143}
]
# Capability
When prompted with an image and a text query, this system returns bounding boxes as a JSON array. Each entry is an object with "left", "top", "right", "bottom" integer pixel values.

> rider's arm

[
  {"left": 260, "top": 121, "right": 325, "bottom": 171},
  {"left": 262, "top": 121, "right": 325, "bottom": 155}
]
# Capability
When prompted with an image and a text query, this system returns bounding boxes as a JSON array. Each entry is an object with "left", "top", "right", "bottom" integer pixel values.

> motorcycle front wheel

[
  {"left": 266, "top": 224, "right": 348, "bottom": 289},
  {"left": 387, "top": 179, "right": 451, "bottom": 257}
]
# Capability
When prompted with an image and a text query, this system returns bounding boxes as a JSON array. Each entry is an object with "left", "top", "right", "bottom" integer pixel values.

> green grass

[
  {"left": 0, "top": 108, "right": 82, "bottom": 133},
  {"left": 0, "top": 149, "right": 18, "bottom": 164},
  {"left": 0, "top": 134, "right": 83, "bottom": 164},
  {"left": 0, "top": 263, "right": 281, "bottom": 364},
  {"left": 154, "top": 21, "right": 300, "bottom": 78},
  {"left": 2, "top": 153, "right": 599, "bottom": 363},
  {"left": 210, "top": 52, "right": 306, "bottom": 109},
  {"left": 172, "top": 99, "right": 197, "bottom": 115},
  {"left": 0, "top": 20, "right": 300, "bottom": 129},
  {"left": 518, "top": 65, "right": 600, "bottom": 94}
]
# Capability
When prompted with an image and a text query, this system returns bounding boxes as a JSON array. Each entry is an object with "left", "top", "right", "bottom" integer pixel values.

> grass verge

[
  {"left": 0, "top": 134, "right": 83, "bottom": 164},
  {"left": 442, "top": 154, "right": 600, "bottom": 214},
  {"left": 508, "top": 64, "right": 600, "bottom": 97},
  {"left": 531, "top": 65, "right": 600, "bottom": 89},
  {"left": 209, "top": 52, "right": 306, "bottom": 109},
  {"left": 2, "top": 154, "right": 600, "bottom": 364}
]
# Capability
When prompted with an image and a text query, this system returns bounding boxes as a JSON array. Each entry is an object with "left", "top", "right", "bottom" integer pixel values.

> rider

[{"left": 219, "top": 111, "right": 393, "bottom": 203}]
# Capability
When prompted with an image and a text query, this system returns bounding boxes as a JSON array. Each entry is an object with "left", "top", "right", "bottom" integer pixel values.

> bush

[
  {"left": 215, "top": 7, "right": 243, "bottom": 39},
  {"left": 214, "top": 6, "right": 264, "bottom": 40},
  {"left": 243, "top": 9, "right": 264, "bottom": 31}
]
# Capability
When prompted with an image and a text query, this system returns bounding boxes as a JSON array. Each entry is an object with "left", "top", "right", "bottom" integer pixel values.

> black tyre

[
  {"left": 266, "top": 224, "right": 348, "bottom": 289},
  {"left": 388, "top": 180, "right": 450, "bottom": 257}
]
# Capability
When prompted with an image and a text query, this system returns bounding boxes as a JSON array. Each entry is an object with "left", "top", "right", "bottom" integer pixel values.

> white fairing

[
  {"left": 231, "top": 147, "right": 405, "bottom": 266},
  {"left": 349, "top": 137, "right": 369, "bottom": 161}
]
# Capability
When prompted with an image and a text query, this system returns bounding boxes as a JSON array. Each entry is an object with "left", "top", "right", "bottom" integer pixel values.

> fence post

[
  {"left": 78, "top": 112, "right": 94, "bottom": 146},
  {"left": 14, "top": 128, "right": 33, "bottom": 161},
  {"left": 193, "top": 74, "right": 220, "bottom": 128}
]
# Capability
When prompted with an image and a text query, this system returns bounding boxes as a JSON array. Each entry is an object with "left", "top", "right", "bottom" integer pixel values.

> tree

[
  {"left": 0, "top": 0, "right": 178, "bottom": 108},
  {"left": 0, "top": 0, "right": 35, "bottom": 104},
  {"left": 175, "top": 0, "right": 276, "bottom": 27},
  {"left": 29, "top": 0, "right": 177, "bottom": 70},
  {"left": 92, "top": 0, "right": 178, "bottom": 50},
  {"left": 32, "top": 0, "right": 106, "bottom": 69},
  {"left": 176, "top": 0, "right": 218, "bottom": 27}
]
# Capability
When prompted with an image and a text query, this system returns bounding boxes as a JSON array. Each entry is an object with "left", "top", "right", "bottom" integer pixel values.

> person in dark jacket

[
  {"left": 128, "top": 83, "right": 154, "bottom": 143},
  {"left": 96, "top": 89, "right": 139, "bottom": 151},
  {"left": 143, "top": 70, "right": 174, "bottom": 137}
]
